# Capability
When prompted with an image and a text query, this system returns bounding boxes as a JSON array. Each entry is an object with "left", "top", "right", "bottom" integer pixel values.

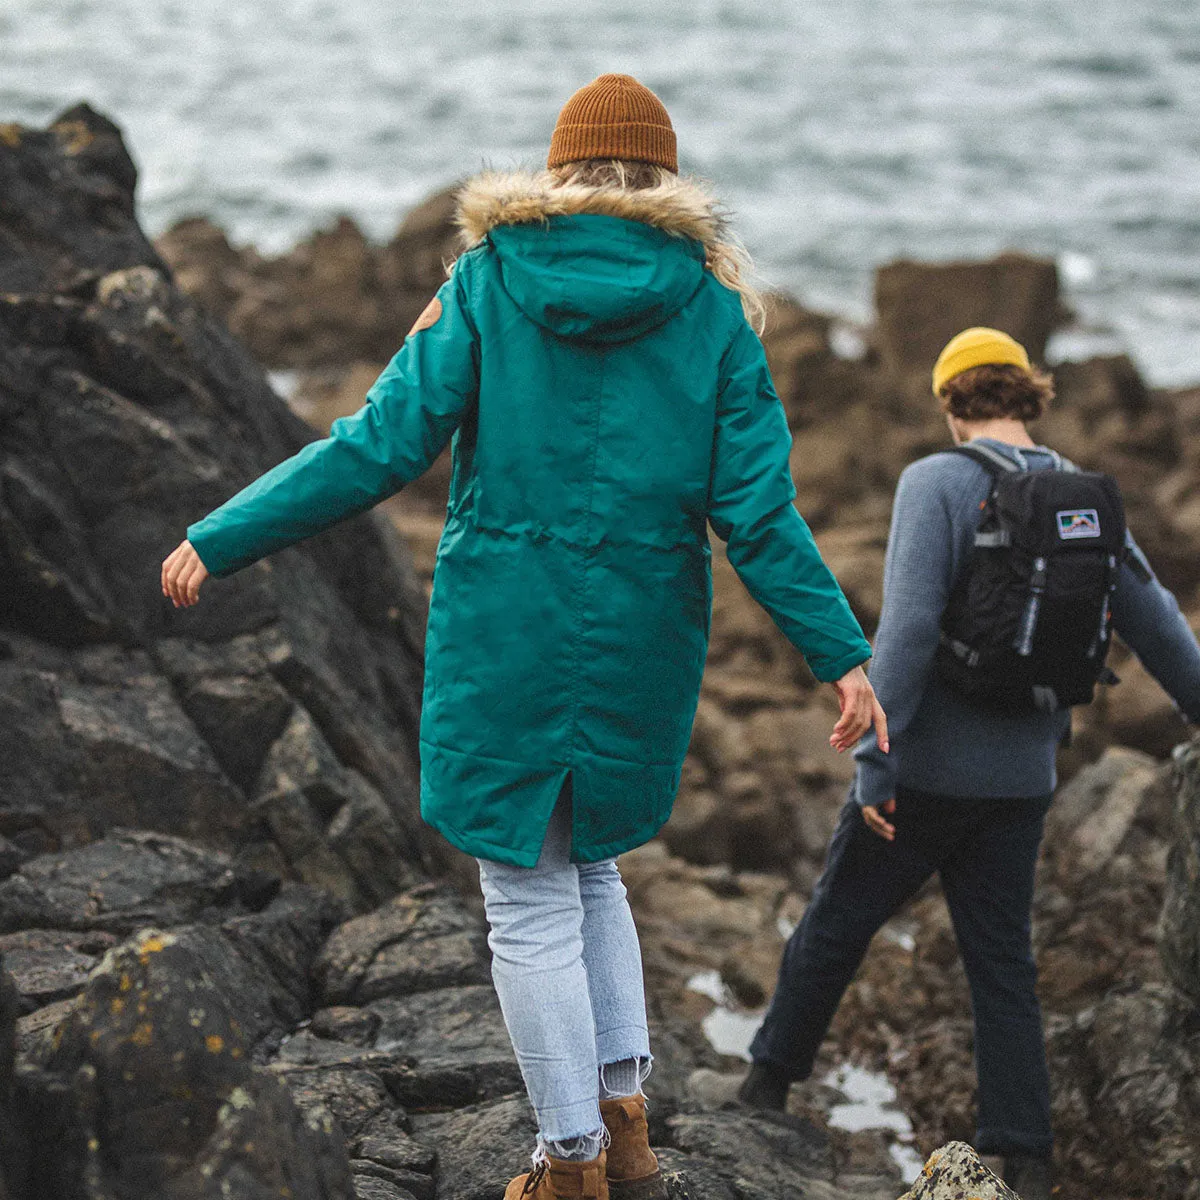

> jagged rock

[
  {"left": 873, "top": 253, "right": 1062, "bottom": 378},
  {"left": 354, "top": 1174, "right": 422, "bottom": 1200},
  {"left": 0, "top": 928, "right": 117, "bottom": 1009},
  {"left": 23, "top": 918, "right": 351, "bottom": 1199},
  {"left": 0, "top": 830, "right": 277, "bottom": 935},
  {"left": 351, "top": 1157, "right": 434, "bottom": 1200},
  {"left": 0, "top": 105, "right": 435, "bottom": 897},
  {"left": 252, "top": 709, "right": 422, "bottom": 909},
  {"left": 60, "top": 669, "right": 247, "bottom": 844},
  {"left": 275, "top": 1062, "right": 408, "bottom": 1146},
  {"left": 1163, "top": 740, "right": 1200, "bottom": 1000},
  {"left": 898, "top": 1142, "right": 1016, "bottom": 1199},
  {"left": 1047, "top": 984, "right": 1200, "bottom": 1200},
  {"left": 156, "top": 187, "right": 460, "bottom": 370},
  {"left": 0, "top": 104, "right": 162, "bottom": 294},
  {"left": 276, "top": 985, "right": 521, "bottom": 1110},
  {"left": 1044, "top": 746, "right": 1162, "bottom": 880},
  {"left": 314, "top": 886, "right": 489, "bottom": 1006},
  {"left": 409, "top": 1096, "right": 538, "bottom": 1200}
]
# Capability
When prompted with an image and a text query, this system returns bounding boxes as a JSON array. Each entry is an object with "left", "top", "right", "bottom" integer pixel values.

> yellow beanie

[
  {"left": 548, "top": 74, "right": 678, "bottom": 173},
  {"left": 932, "top": 327, "right": 1032, "bottom": 396}
]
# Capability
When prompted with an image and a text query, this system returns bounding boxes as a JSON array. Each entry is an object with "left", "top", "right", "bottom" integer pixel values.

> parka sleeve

[
  {"left": 187, "top": 256, "right": 480, "bottom": 578},
  {"left": 707, "top": 319, "right": 872, "bottom": 683}
]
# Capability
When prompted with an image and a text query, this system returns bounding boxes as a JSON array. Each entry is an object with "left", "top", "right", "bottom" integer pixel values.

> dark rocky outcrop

[
  {"left": 1, "top": 104, "right": 433, "bottom": 904},
  {"left": 154, "top": 190, "right": 460, "bottom": 369}
]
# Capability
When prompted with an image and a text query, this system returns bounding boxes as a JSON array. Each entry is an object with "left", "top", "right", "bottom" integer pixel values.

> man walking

[{"left": 739, "top": 328, "right": 1200, "bottom": 1198}]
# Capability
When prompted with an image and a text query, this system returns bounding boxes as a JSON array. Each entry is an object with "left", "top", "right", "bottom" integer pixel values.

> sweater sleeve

[
  {"left": 1110, "top": 534, "right": 1200, "bottom": 723},
  {"left": 707, "top": 320, "right": 871, "bottom": 684},
  {"left": 853, "top": 460, "right": 960, "bottom": 807},
  {"left": 187, "top": 256, "right": 480, "bottom": 578}
]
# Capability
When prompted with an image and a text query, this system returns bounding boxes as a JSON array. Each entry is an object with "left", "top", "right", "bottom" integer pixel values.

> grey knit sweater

[{"left": 854, "top": 438, "right": 1200, "bottom": 808}]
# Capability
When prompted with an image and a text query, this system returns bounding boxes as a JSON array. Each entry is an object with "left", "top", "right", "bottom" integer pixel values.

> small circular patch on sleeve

[{"left": 407, "top": 296, "right": 443, "bottom": 337}]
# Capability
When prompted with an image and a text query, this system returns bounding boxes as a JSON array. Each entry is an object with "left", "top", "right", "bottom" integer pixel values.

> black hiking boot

[
  {"left": 1003, "top": 1152, "right": 1053, "bottom": 1200},
  {"left": 736, "top": 1061, "right": 790, "bottom": 1112}
]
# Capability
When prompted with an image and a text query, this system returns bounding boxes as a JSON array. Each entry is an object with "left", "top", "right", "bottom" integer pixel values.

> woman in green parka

[{"left": 163, "top": 74, "right": 886, "bottom": 1200}]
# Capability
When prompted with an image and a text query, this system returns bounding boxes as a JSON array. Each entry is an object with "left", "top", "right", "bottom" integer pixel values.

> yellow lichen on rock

[
  {"left": 206, "top": 1034, "right": 225, "bottom": 1054},
  {"left": 129, "top": 1023, "right": 154, "bottom": 1047},
  {"left": 0, "top": 124, "right": 22, "bottom": 149},
  {"left": 50, "top": 119, "right": 95, "bottom": 154}
]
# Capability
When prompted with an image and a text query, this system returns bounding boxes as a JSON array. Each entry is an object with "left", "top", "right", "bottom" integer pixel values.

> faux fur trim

[{"left": 455, "top": 169, "right": 728, "bottom": 252}]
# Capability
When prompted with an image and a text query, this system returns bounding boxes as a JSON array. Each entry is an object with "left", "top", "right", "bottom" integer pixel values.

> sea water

[{"left": 3, "top": 0, "right": 1198, "bottom": 383}]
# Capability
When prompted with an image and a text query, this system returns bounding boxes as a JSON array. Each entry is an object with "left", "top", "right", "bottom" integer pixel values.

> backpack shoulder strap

[{"left": 944, "top": 443, "right": 1024, "bottom": 476}]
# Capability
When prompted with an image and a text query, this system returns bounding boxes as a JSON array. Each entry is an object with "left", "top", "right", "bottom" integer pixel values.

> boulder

[
  {"left": 156, "top": 188, "right": 461, "bottom": 370},
  {"left": 314, "top": 886, "right": 489, "bottom": 1006},
  {"left": 0, "top": 104, "right": 163, "bottom": 294},
  {"left": 0, "top": 105, "right": 435, "bottom": 893},
  {"left": 898, "top": 1142, "right": 1016, "bottom": 1199},
  {"left": 19, "top": 908, "right": 350, "bottom": 1199},
  {"left": 1047, "top": 984, "right": 1200, "bottom": 1200},
  {"left": 0, "top": 830, "right": 278, "bottom": 936},
  {"left": 873, "top": 253, "right": 1062, "bottom": 379}
]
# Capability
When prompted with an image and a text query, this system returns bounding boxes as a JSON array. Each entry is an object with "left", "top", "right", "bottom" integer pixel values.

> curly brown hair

[{"left": 938, "top": 362, "right": 1054, "bottom": 423}]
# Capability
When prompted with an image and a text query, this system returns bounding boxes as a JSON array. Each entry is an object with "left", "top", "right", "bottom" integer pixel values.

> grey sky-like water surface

[{"left": 3, "top": 0, "right": 1198, "bottom": 382}]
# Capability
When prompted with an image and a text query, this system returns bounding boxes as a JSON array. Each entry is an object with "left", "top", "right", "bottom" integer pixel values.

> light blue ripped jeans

[{"left": 477, "top": 791, "right": 652, "bottom": 1160}]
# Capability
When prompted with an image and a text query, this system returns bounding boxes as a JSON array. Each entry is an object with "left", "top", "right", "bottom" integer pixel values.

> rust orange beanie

[{"left": 547, "top": 73, "right": 678, "bottom": 173}]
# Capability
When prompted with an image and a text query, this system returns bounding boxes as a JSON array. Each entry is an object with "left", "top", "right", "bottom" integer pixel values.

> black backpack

[{"left": 934, "top": 442, "right": 1138, "bottom": 713}]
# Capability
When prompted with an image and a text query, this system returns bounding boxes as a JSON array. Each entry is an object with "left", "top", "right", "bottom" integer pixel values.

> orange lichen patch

[
  {"left": 138, "top": 934, "right": 168, "bottom": 960},
  {"left": 51, "top": 119, "right": 95, "bottom": 154},
  {"left": 205, "top": 1034, "right": 225, "bottom": 1054},
  {"left": 230, "top": 1047, "right": 244, "bottom": 1060},
  {"left": 110, "top": 997, "right": 125, "bottom": 1016},
  {"left": 90, "top": 1030, "right": 102, "bottom": 1044},
  {"left": 0, "top": 124, "right": 22, "bottom": 149},
  {"left": 923, "top": 1152, "right": 941, "bottom": 1177},
  {"left": 119, "top": 974, "right": 133, "bottom": 992},
  {"left": 129, "top": 1023, "right": 154, "bottom": 1047}
]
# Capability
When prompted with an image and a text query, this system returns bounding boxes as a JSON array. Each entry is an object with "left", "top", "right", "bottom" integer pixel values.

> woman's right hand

[
  {"left": 829, "top": 665, "right": 889, "bottom": 754},
  {"left": 162, "top": 540, "right": 209, "bottom": 608}
]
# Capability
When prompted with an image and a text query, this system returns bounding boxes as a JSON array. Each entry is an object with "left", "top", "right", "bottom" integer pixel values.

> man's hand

[
  {"left": 162, "top": 540, "right": 209, "bottom": 608},
  {"left": 862, "top": 798, "right": 896, "bottom": 841},
  {"left": 829, "top": 665, "right": 889, "bottom": 754}
]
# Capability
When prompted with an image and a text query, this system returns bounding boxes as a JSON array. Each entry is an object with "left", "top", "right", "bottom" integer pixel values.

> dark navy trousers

[{"left": 749, "top": 787, "right": 1053, "bottom": 1156}]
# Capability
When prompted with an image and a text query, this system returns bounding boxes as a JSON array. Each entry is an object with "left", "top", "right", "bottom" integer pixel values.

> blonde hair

[{"left": 549, "top": 159, "right": 766, "bottom": 334}]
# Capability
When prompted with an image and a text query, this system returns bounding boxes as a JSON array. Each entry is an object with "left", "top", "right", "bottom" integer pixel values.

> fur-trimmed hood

[
  {"left": 453, "top": 170, "right": 722, "bottom": 344},
  {"left": 455, "top": 169, "right": 728, "bottom": 252}
]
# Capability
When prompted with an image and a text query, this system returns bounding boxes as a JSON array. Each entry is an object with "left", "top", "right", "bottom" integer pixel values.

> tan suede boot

[
  {"left": 504, "top": 1150, "right": 609, "bottom": 1199},
  {"left": 599, "top": 1095, "right": 667, "bottom": 1198}
]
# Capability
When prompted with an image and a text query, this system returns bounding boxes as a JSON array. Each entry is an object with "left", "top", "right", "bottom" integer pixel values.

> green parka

[{"left": 188, "top": 171, "right": 871, "bottom": 866}]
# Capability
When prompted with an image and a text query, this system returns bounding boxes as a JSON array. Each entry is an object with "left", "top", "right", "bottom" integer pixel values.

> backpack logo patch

[{"left": 1056, "top": 509, "right": 1101, "bottom": 539}]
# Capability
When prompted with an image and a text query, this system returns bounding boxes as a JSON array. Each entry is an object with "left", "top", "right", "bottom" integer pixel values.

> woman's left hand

[{"left": 162, "top": 540, "right": 209, "bottom": 608}]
